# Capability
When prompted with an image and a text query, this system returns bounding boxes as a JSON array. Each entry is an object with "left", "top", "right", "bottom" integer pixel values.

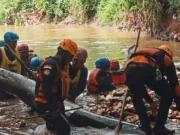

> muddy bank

[{"left": 0, "top": 98, "right": 142, "bottom": 135}]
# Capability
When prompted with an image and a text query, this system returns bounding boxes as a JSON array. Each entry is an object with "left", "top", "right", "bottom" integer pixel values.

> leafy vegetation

[{"left": 0, "top": 0, "right": 179, "bottom": 26}]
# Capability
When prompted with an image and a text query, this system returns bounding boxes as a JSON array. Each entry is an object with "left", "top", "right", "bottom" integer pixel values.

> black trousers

[
  {"left": 125, "top": 63, "right": 173, "bottom": 129},
  {"left": 35, "top": 102, "right": 70, "bottom": 135}
]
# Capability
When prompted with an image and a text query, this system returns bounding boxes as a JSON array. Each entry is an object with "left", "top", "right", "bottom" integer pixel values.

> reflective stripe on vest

[
  {"left": 0, "top": 47, "right": 21, "bottom": 74},
  {"left": 35, "top": 61, "right": 69, "bottom": 107},
  {"left": 87, "top": 68, "right": 106, "bottom": 93},
  {"left": 67, "top": 64, "right": 81, "bottom": 89}
]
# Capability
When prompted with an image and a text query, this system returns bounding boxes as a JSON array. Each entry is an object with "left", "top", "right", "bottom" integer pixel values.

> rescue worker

[
  {"left": 17, "top": 44, "right": 32, "bottom": 77},
  {"left": 30, "top": 56, "right": 43, "bottom": 71},
  {"left": 0, "top": 31, "right": 21, "bottom": 74},
  {"left": 124, "top": 45, "right": 180, "bottom": 135},
  {"left": 35, "top": 39, "right": 78, "bottom": 135},
  {"left": 67, "top": 47, "right": 88, "bottom": 102},
  {"left": 0, "top": 32, "right": 21, "bottom": 99},
  {"left": 109, "top": 59, "right": 126, "bottom": 86},
  {"left": 17, "top": 44, "right": 30, "bottom": 68},
  {"left": 87, "top": 57, "right": 116, "bottom": 93}
]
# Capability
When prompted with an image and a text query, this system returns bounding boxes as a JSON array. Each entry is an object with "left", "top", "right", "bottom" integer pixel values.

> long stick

[
  {"left": 116, "top": 27, "right": 141, "bottom": 135},
  {"left": 116, "top": 89, "right": 129, "bottom": 135},
  {"left": 5, "top": 43, "right": 36, "bottom": 80},
  {"left": 134, "top": 27, "right": 141, "bottom": 53},
  {"left": 25, "top": 106, "right": 83, "bottom": 119}
]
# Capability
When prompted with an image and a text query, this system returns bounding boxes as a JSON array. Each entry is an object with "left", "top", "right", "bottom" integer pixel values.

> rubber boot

[
  {"left": 139, "top": 125, "right": 153, "bottom": 135},
  {"left": 174, "top": 96, "right": 180, "bottom": 111},
  {"left": 153, "top": 127, "right": 175, "bottom": 135}
]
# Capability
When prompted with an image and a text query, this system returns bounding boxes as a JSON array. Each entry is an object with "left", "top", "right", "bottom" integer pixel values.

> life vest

[
  {"left": 124, "top": 48, "right": 172, "bottom": 74},
  {"left": 87, "top": 68, "right": 106, "bottom": 93},
  {"left": 0, "top": 47, "right": 21, "bottom": 74},
  {"left": 67, "top": 64, "right": 81, "bottom": 89},
  {"left": 109, "top": 69, "right": 126, "bottom": 86},
  {"left": 35, "top": 61, "right": 69, "bottom": 108},
  {"left": 124, "top": 54, "right": 157, "bottom": 71}
]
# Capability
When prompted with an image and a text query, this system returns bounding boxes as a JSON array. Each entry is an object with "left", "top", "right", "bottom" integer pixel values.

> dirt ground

[{"left": 0, "top": 92, "right": 179, "bottom": 135}]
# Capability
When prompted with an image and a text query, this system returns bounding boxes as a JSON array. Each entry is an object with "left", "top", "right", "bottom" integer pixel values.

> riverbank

[{"left": 8, "top": 9, "right": 180, "bottom": 43}]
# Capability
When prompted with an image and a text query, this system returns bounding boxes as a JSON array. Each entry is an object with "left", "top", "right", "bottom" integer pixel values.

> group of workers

[
  {"left": 0, "top": 31, "right": 180, "bottom": 135},
  {"left": 0, "top": 31, "right": 43, "bottom": 98}
]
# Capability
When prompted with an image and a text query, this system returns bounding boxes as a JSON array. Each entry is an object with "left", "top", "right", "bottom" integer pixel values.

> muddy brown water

[
  {"left": 0, "top": 25, "right": 180, "bottom": 135},
  {"left": 1, "top": 25, "right": 180, "bottom": 69}
]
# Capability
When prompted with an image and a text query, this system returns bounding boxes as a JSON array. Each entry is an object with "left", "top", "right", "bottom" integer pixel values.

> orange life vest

[
  {"left": 109, "top": 69, "right": 126, "bottom": 86},
  {"left": 124, "top": 48, "right": 172, "bottom": 72},
  {"left": 35, "top": 62, "right": 69, "bottom": 108},
  {"left": 87, "top": 68, "right": 106, "bottom": 93},
  {"left": 124, "top": 48, "right": 159, "bottom": 70}
]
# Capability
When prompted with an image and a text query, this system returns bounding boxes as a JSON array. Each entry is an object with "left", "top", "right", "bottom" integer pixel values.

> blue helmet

[
  {"left": 30, "top": 56, "right": 43, "bottom": 71},
  {"left": 0, "top": 40, "right": 5, "bottom": 47},
  {"left": 4, "top": 31, "right": 19, "bottom": 42},
  {"left": 95, "top": 57, "right": 110, "bottom": 68}
]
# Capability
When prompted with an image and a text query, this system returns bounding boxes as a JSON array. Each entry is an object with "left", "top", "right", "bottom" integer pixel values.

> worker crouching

[
  {"left": 87, "top": 57, "right": 116, "bottom": 93},
  {"left": 124, "top": 45, "right": 179, "bottom": 135}
]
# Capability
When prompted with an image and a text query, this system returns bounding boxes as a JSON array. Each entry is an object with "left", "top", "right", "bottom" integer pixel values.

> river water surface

[{"left": 1, "top": 25, "right": 180, "bottom": 69}]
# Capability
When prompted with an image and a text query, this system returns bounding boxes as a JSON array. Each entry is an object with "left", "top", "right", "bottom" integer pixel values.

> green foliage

[
  {"left": 0, "top": 0, "right": 179, "bottom": 26},
  {"left": 169, "top": 0, "right": 180, "bottom": 10},
  {"left": 66, "top": 0, "right": 100, "bottom": 23},
  {"left": 97, "top": 0, "right": 124, "bottom": 24},
  {"left": 35, "top": 0, "right": 67, "bottom": 20},
  {"left": 0, "top": 0, "right": 34, "bottom": 24},
  {"left": 135, "top": 0, "right": 162, "bottom": 23}
]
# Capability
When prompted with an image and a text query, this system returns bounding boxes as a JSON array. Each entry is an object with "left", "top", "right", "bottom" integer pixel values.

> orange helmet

[
  {"left": 59, "top": 39, "right": 78, "bottom": 56},
  {"left": 74, "top": 46, "right": 88, "bottom": 60},
  {"left": 110, "top": 59, "right": 120, "bottom": 70},
  {"left": 158, "top": 45, "right": 173, "bottom": 57}
]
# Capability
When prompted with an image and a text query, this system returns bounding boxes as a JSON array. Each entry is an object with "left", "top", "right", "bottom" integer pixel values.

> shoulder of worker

[{"left": 40, "top": 57, "right": 58, "bottom": 76}]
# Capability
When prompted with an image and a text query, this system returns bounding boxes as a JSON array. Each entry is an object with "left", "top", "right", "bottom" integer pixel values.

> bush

[{"left": 66, "top": 0, "right": 100, "bottom": 23}]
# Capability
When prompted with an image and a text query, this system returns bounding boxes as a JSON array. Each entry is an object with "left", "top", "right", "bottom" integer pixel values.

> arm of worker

[
  {"left": 164, "top": 56, "right": 179, "bottom": 86},
  {"left": 71, "top": 66, "right": 88, "bottom": 99},
  {"left": 98, "top": 71, "right": 116, "bottom": 91},
  {"left": 41, "top": 60, "right": 58, "bottom": 104},
  {"left": 166, "top": 63, "right": 179, "bottom": 86}
]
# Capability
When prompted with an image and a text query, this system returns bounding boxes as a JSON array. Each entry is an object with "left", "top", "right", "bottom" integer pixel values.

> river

[
  {"left": 0, "top": 25, "right": 180, "bottom": 135},
  {"left": 0, "top": 25, "right": 180, "bottom": 69}
]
